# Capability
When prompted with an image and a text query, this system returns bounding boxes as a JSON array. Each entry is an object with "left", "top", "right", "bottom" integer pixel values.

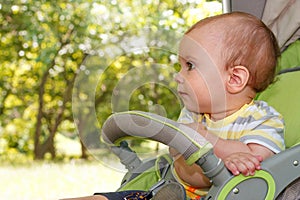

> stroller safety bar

[
  {"left": 101, "top": 111, "right": 213, "bottom": 165},
  {"left": 101, "top": 111, "right": 300, "bottom": 199},
  {"left": 101, "top": 111, "right": 232, "bottom": 185}
]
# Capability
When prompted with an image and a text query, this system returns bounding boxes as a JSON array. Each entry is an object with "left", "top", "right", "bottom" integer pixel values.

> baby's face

[{"left": 175, "top": 31, "right": 227, "bottom": 114}]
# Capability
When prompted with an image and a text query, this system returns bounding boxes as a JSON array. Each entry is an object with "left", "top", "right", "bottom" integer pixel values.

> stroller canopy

[{"left": 224, "top": 0, "right": 300, "bottom": 51}]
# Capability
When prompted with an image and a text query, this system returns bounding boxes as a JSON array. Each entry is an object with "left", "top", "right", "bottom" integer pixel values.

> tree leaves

[{"left": 0, "top": 0, "right": 221, "bottom": 160}]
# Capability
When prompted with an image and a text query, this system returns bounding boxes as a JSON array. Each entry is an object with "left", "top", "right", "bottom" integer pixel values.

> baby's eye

[{"left": 186, "top": 61, "right": 195, "bottom": 71}]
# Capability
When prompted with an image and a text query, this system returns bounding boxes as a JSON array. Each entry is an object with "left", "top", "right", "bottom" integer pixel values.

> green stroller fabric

[
  {"left": 277, "top": 40, "right": 300, "bottom": 72},
  {"left": 117, "top": 154, "right": 173, "bottom": 192},
  {"left": 257, "top": 39, "right": 300, "bottom": 148}
]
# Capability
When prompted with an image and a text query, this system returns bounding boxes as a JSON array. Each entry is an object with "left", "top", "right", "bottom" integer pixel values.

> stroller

[{"left": 100, "top": 0, "right": 300, "bottom": 199}]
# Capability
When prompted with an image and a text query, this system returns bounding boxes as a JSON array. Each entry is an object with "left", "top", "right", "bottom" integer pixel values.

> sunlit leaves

[{"left": 0, "top": 0, "right": 222, "bottom": 159}]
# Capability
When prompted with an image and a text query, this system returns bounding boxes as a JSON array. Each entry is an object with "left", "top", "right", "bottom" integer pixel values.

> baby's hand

[{"left": 224, "top": 152, "right": 263, "bottom": 176}]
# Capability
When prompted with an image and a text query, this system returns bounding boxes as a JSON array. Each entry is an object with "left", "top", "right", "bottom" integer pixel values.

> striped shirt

[{"left": 177, "top": 100, "right": 285, "bottom": 153}]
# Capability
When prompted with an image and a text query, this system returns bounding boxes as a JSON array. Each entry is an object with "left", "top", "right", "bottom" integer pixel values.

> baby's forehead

[
  {"left": 178, "top": 35, "right": 206, "bottom": 56},
  {"left": 178, "top": 34, "right": 222, "bottom": 68},
  {"left": 187, "top": 15, "right": 245, "bottom": 41},
  {"left": 190, "top": 23, "right": 226, "bottom": 40},
  {"left": 179, "top": 28, "right": 221, "bottom": 55},
  {"left": 179, "top": 26, "right": 228, "bottom": 71}
]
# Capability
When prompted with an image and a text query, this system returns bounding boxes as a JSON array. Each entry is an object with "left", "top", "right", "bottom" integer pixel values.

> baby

[
  {"left": 64, "top": 11, "right": 285, "bottom": 200},
  {"left": 170, "top": 11, "right": 285, "bottom": 198}
]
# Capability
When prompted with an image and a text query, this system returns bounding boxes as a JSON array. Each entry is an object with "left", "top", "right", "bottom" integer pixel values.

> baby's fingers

[
  {"left": 225, "top": 159, "right": 254, "bottom": 176},
  {"left": 243, "top": 154, "right": 262, "bottom": 171},
  {"left": 224, "top": 160, "right": 240, "bottom": 176},
  {"left": 224, "top": 153, "right": 262, "bottom": 176},
  {"left": 239, "top": 156, "right": 257, "bottom": 175}
]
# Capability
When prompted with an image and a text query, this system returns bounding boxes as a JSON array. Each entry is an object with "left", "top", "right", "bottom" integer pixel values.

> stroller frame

[
  {"left": 102, "top": 110, "right": 300, "bottom": 200},
  {"left": 101, "top": 0, "right": 300, "bottom": 199}
]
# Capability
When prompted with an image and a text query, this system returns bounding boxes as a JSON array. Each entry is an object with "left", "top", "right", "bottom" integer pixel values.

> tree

[
  {"left": 0, "top": 0, "right": 222, "bottom": 161},
  {"left": 72, "top": 0, "right": 222, "bottom": 159}
]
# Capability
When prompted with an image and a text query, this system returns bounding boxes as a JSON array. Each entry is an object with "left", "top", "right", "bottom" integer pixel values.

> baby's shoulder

[{"left": 251, "top": 100, "right": 282, "bottom": 117}]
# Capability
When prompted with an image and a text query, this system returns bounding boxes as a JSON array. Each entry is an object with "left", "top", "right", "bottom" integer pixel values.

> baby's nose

[{"left": 174, "top": 73, "right": 184, "bottom": 83}]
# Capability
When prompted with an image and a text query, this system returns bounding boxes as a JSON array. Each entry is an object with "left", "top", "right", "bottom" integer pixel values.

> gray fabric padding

[
  {"left": 101, "top": 111, "right": 213, "bottom": 164},
  {"left": 230, "top": 0, "right": 266, "bottom": 19},
  {"left": 227, "top": 0, "right": 300, "bottom": 50},
  {"left": 276, "top": 177, "right": 300, "bottom": 200},
  {"left": 152, "top": 182, "right": 186, "bottom": 200},
  {"left": 262, "top": 0, "right": 300, "bottom": 49}
]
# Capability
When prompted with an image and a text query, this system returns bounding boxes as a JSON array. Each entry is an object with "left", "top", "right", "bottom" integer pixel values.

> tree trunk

[
  {"left": 34, "top": 69, "right": 49, "bottom": 160},
  {"left": 33, "top": 28, "right": 76, "bottom": 160},
  {"left": 80, "top": 139, "right": 88, "bottom": 159}
]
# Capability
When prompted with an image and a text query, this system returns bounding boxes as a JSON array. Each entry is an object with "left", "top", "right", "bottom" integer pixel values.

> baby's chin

[
  {"left": 188, "top": 105, "right": 214, "bottom": 115},
  {"left": 184, "top": 105, "right": 202, "bottom": 114}
]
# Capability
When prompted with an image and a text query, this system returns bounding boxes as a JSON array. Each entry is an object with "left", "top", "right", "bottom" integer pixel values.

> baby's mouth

[{"left": 178, "top": 91, "right": 188, "bottom": 96}]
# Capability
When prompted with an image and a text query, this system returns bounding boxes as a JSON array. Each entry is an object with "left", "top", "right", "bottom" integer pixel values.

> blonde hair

[{"left": 186, "top": 12, "right": 280, "bottom": 92}]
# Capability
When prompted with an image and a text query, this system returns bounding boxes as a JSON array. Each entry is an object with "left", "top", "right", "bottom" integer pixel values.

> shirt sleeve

[{"left": 239, "top": 114, "right": 285, "bottom": 154}]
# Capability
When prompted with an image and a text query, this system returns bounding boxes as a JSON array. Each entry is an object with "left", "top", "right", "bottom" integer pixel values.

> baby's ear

[{"left": 226, "top": 66, "right": 249, "bottom": 94}]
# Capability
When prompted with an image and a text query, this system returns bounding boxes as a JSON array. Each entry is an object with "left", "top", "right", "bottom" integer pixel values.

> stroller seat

[
  {"left": 99, "top": 0, "right": 300, "bottom": 199},
  {"left": 101, "top": 40, "right": 300, "bottom": 200},
  {"left": 258, "top": 40, "right": 300, "bottom": 149}
]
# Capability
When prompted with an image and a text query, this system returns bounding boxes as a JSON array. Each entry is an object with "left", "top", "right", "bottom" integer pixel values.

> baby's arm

[
  {"left": 185, "top": 123, "right": 274, "bottom": 176},
  {"left": 170, "top": 147, "right": 212, "bottom": 188},
  {"left": 171, "top": 122, "right": 277, "bottom": 187}
]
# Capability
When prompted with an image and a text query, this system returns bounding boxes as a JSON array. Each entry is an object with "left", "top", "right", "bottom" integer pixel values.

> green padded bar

[{"left": 101, "top": 111, "right": 213, "bottom": 165}]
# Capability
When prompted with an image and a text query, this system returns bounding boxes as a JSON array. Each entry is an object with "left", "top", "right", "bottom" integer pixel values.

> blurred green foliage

[{"left": 0, "top": 0, "right": 221, "bottom": 162}]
